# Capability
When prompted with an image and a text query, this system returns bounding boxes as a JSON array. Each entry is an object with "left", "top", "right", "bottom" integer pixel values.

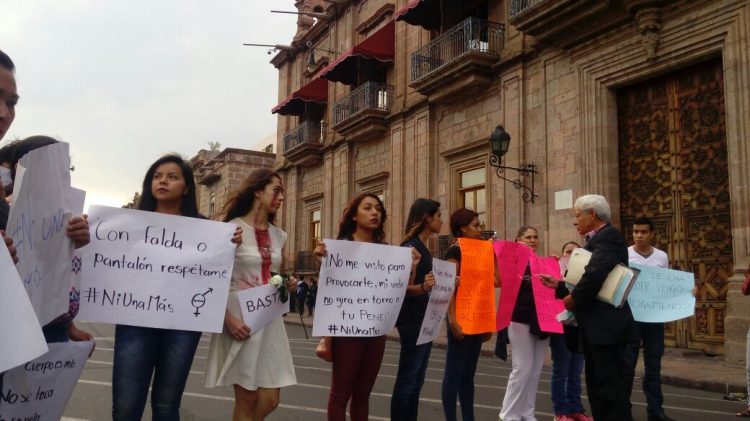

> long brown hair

[
  {"left": 402, "top": 198, "right": 441, "bottom": 244},
  {"left": 337, "top": 193, "right": 387, "bottom": 243},
  {"left": 221, "top": 168, "right": 282, "bottom": 223}
]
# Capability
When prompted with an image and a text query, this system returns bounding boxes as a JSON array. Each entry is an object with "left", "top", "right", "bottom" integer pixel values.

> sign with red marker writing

[{"left": 79, "top": 206, "right": 235, "bottom": 332}]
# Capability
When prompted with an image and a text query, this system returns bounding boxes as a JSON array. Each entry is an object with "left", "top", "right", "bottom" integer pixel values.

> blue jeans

[
  {"left": 391, "top": 324, "right": 432, "bottom": 421},
  {"left": 441, "top": 325, "right": 483, "bottom": 421},
  {"left": 112, "top": 324, "right": 201, "bottom": 421},
  {"left": 625, "top": 321, "right": 665, "bottom": 417},
  {"left": 549, "top": 333, "right": 585, "bottom": 415}
]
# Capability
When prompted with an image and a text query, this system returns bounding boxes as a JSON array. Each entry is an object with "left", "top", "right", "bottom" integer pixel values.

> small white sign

[
  {"left": 555, "top": 189, "right": 573, "bottom": 210},
  {"left": 0, "top": 242, "right": 48, "bottom": 373},
  {"left": 6, "top": 142, "right": 79, "bottom": 325},
  {"left": 79, "top": 206, "right": 236, "bottom": 333},
  {"left": 238, "top": 283, "right": 291, "bottom": 334},
  {"left": 0, "top": 341, "right": 94, "bottom": 420},
  {"left": 417, "top": 258, "right": 456, "bottom": 345},
  {"left": 313, "top": 240, "right": 411, "bottom": 337}
]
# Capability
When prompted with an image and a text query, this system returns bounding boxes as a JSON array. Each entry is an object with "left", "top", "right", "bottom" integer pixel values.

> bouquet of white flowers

[{"left": 269, "top": 272, "right": 289, "bottom": 303}]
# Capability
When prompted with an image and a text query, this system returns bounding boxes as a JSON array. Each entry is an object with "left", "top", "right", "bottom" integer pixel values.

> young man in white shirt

[{"left": 625, "top": 216, "right": 674, "bottom": 421}]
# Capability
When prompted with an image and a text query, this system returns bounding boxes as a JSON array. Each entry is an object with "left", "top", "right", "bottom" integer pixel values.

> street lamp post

[{"left": 487, "top": 125, "right": 539, "bottom": 203}]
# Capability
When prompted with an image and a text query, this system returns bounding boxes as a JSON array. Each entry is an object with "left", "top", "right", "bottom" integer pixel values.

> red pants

[{"left": 327, "top": 336, "right": 386, "bottom": 421}]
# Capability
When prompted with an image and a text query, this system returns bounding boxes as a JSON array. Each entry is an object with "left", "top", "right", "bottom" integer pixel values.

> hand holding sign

[
  {"left": 313, "top": 240, "right": 411, "bottom": 337},
  {"left": 417, "top": 259, "right": 457, "bottom": 345}
]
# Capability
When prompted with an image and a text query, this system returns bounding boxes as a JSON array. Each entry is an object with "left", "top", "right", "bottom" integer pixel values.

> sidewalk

[{"left": 283, "top": 313, "right": 746, "bottom": 395}]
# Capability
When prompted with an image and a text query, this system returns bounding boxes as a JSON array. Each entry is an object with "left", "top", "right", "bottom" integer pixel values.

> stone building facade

[
  {"left": 271, "top": 0, "right": 750, "bottom": 362},
  {"left": 191, "top": 148, "right": 276, "bottom": 220}
]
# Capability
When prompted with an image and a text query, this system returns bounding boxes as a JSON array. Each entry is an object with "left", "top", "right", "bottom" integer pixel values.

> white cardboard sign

[
  {"left": 78, "top": 206, "right": 235, "bottom": 333},
  {"left": 0, "top": 241, "right": 48, "bottom": 373},
  {"left": 0, "top": 341, "right": 93, "bottom": 420},
  {"left": 312, "top": 239, "right": 411, "bottom": 337},
  {"left": 237, "top": 283, "right": 291, "bottom": 334},
  {"left": 417, "top": 258, "right": 457, "bottom": 345},
  {"left": 6, "top": 142, "right": 76, "bottom": 325}
]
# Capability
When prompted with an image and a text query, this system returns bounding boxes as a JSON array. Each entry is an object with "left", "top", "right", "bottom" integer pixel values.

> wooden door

[{"left": 618, "top": 58, "right": 731, "bottom": 355}]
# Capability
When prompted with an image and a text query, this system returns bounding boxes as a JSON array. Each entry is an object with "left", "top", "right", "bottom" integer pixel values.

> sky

[{"left": 0, "top": 0, "right": 298, "bottom": 209}]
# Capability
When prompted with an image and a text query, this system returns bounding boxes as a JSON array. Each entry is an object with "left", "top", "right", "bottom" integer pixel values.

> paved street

[{"left": 63, "top": 321, "right": 738, "bottom": 420}]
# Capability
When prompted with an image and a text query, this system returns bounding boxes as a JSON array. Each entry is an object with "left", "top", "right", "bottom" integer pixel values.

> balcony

[
  {"left": 410, "top": 17, "right": 504, "bottom": 103},
  {"left": 283, "top": 121, "right": 325, "bottom": 167},
  {"left": 508, "top": 0, "right": 632, "bottom": 48},
  {"left": 295, "top": 251, "right": 318, "bottom": 275},
  {"left": 332, "top": 82, "right": 394, "bottom": 143}
]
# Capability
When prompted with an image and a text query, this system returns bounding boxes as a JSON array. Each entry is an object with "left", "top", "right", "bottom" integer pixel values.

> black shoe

[{"left": 648, "top": 413, "right": 676, "bottom": 421}]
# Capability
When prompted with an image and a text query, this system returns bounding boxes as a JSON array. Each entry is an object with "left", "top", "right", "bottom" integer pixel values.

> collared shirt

[{"left": 583, "top": 222, "right": 607, "bottom": 245}]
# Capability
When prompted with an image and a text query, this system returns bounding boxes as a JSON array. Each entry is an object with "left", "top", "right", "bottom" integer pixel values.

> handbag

[{"left": 316, "top": 337, "right": 333, "bottom": 362}]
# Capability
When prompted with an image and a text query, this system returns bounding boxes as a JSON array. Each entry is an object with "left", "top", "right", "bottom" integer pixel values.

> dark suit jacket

[{"left": 571, "top": 224, "right": 638, "bottom": 346}]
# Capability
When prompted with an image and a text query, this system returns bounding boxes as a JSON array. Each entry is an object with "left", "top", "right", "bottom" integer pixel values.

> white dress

[{"left": 204, "top": 219, "right": 297, "bottom": 390}]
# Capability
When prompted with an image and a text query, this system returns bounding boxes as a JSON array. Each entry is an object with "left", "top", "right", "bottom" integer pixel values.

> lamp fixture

[{"left": 488, "top": 125, "right": 538, "bottom": 203}]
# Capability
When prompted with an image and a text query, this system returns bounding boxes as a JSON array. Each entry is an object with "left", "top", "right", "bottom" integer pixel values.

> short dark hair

[
  {"left": 9, "top": 135, "right": 60, "bottom": 180},
  {"left": 449, "top": 208, "right": 479, "bottom": 238},
  {"left": 632, "top": 216, "right": 654, "bottom": 231},
  {"left": 137, "top": 155, "right": 201, "bottom": 218},
  {"left": 0, "top": 49, "right": 15, "bottom": 72}
]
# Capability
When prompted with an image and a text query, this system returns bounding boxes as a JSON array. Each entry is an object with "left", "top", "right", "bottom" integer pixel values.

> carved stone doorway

[{"left": 618, "top": 58, "right": 731, "bottom": 355}]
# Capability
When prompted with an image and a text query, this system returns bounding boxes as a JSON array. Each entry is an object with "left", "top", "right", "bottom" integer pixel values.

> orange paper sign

[{"left": 455, "top": 238, "right": 496, "bottom": 334}]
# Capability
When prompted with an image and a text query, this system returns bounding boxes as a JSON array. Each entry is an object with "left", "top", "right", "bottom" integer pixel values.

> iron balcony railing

[
  {"left": 410, "top": 17, "right": 504, "bottom": 83},
  {"left": 509, "top": 0, "right": 548, "bottom": 18},
  {"left": 283, "top": 121, "right": 325, "bottom": 153},
  {"left": 333, "top": 82, "right": 394, "bottom": 126},
  {"left": 295, "top": 250, "right": 317, "bottom": 273}
]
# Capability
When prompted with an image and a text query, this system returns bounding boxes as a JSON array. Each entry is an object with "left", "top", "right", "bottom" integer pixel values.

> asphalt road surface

[{"left": 62, "top": 322, "right": 739, "bottom": 420}]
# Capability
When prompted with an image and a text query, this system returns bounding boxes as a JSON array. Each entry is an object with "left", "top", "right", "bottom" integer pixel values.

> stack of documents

[{"left": 563, "top": 248, "right": 640, "bottom": 307}]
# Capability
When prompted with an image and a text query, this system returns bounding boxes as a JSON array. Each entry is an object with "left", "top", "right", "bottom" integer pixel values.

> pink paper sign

[
  {"left": 494, "top": 241, "right": 532, "bottom": 330},
  {"left": 529, "top": 255, "right": 565, "bottom": 334}
]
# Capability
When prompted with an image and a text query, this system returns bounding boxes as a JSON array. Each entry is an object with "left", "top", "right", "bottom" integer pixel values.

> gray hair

[{"left": 574, "top": 194, "right": 611, "bottom": 223}]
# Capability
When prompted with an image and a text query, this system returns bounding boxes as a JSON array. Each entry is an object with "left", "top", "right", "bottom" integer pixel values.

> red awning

[
  {"left": 321, "top": 20, "right": 395, "bottom": 85},
  {"left": 395, "top": 0, "right": 440, "bottom": 31},
  {"left": 271, "top": 77, "right": 328, "bottom": 116}
]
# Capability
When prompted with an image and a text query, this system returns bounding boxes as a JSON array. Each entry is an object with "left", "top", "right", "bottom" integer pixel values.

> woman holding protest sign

[
  {"left": 112, "top": 155, "right": 242, "bottom": 420},
  {"left": 314, "top": 193, "right": 421, "bottom": 421},
  {"left": 547, "top": 241, "right": 592, "bottom": 421},
  {"left": 391, "top": 198, "right": 440, "bottom": 421},
  {"left": 441, "top": 208, "right": 492, "bottom": 421},
  {"left": 499, "top": 225, "right": 557, "bottom": 421},
  {"left": 204, "top": 168, "right": 297, "bottom": 421}
]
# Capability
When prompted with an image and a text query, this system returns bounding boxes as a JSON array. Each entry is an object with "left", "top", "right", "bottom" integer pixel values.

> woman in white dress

[{"left": 205, "top": 168, "right": 297, "bottom": 421}]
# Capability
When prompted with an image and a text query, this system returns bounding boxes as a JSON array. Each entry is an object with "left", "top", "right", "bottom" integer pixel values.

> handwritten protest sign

[
  {"left": 78, "top": 206, "right": 235, "bottom": 333},
  {"left": 0, "top": 240, "right": 48, "bottom": 373},
  {"left": 0, "top": 341, "right": 93, "bottom": 420},
  {"left": 494, "top": 241, "right": 532, "bottom": 330},
  {"left": 238, "top": 284, "right": 290, "bottom": 333},
  {"left": 528, "top": 255, "right": 564, "bottom": 333},
  {"left": 628, "top": 264, "right": 696, "bottom": 322},
  {"left": 455, "top": 238, "right": 496, "bottom": 334},
  {"left": 313, "top": 240, "right": 411, "bottom": 337},
  {"left": 417, "top": 258, "right": 457, "bottom": 345},
  {"left": 7, "top": 142, "right": 78, "bottom": 325}
]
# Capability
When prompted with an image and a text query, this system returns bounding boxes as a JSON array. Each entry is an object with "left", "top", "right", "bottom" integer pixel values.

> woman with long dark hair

[
  {"left": 441, "top": 208, "right": 489, "bottom": 421},
  {"left": 314, "top": 193, "right": 420, "bottom": 421},
  {"left": 391, "top": 198, "right": 440, "bottom": 421},
  {"left": 112, "top": 154, "right": 241, "bottom": 420},
  {"left": 204, "top": 168, "right": 297, "bottom": 421}
]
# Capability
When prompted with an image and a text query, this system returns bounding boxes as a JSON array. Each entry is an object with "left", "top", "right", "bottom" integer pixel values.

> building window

[
  {"left": 459, "top": 167, "right": 486, "bottom": 229},
  {"left": 208, "top": 191, "right": 216, "bottom": 218},
  {"left": 310, "top": 209, "right": 321, "bottom": 250}
]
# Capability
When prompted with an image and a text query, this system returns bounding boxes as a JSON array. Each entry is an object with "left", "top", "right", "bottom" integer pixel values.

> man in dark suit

[{"left": 543, "top": 194, "right": 638, "bottom": 421}]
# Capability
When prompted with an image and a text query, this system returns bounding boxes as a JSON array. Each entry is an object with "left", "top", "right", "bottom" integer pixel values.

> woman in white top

[{"left": 205, "top": 168, "right": 297, "bottom": 421}]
